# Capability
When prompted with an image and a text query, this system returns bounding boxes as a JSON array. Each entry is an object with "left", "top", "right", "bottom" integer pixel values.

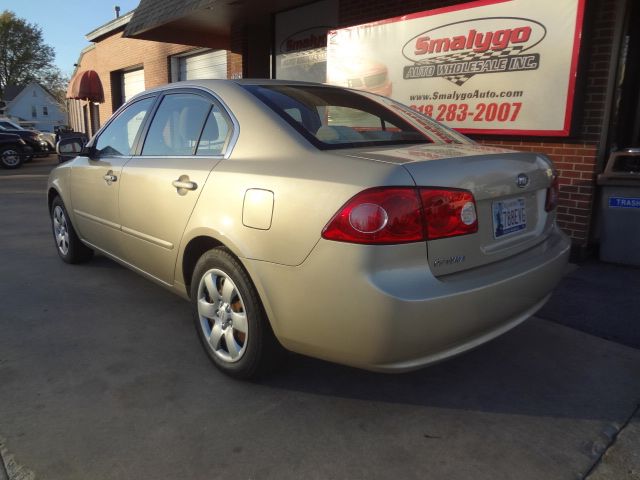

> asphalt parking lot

[{"left": 1, "top": 156, "right": 639, "bottom": 480}]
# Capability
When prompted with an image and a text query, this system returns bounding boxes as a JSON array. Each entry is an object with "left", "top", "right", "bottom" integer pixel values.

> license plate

[{"left": 492, "top": 198, "right": 527, "bottom": 238}]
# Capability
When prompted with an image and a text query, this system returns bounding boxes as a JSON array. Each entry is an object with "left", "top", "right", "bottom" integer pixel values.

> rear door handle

[{"left": 172, "top": 178, "right": 197, "bottom": 191}]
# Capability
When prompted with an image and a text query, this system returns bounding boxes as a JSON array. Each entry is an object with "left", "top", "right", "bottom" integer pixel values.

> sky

[{"left": 1, "top": 0, "right": 141, "bottom": 76}]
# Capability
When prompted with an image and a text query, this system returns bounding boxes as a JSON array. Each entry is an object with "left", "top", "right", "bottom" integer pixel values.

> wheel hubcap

[
  {"left": 1, "top": 149, "right": 20, "bottom": 167},
  {"left": 52, "top": 206, "right": 70, "bottom": 255},
  {"left": 197, "top": 269, "right": 248, "bottom": 363}
]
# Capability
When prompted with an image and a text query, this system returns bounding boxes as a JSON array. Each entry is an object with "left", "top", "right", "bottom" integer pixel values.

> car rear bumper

[{"left": 245, "top": 225, "right": 570, "bottom": 372}]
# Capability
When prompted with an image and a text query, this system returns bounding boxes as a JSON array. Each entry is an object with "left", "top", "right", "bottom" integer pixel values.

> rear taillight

[
  {"left": 321, "top": 187, "right": 478, "bottom": 244},
  {"left": 545, "top": 175, "right": 560, "bottom": 212},
  {"left": 321, "top": 187, "right": 423, "bottom": 244},
  {"left": 420, "top": 189, "right": 478, "bottom": 240}
]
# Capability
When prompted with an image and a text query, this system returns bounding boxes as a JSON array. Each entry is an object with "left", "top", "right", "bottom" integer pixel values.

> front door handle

[
  {"left": 103, "top": 171, "right": 117, "bottom": 184},
  {"left": 172, "top": 176, "right": 197, "bottom": 191}
]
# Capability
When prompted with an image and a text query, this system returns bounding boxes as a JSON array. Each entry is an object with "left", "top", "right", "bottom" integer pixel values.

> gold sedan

[{"left": 49, "top": 80, "right": 570, "bottom": 378}]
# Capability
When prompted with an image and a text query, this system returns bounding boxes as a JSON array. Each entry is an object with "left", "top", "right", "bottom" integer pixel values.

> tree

[
  {"left": 0, "top": 10, "right": 66, "bottom": 103},
  {"left": 39, "top": 67, "right": 70, "bottom": 107}
]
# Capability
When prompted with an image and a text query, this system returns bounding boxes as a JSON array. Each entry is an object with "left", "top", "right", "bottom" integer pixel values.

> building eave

[
  {"left": 123, "top": 0, "right": 312, "bottom": 48},
  {"left": 86, "top": 10, "right": 135, "bottom": 42}
]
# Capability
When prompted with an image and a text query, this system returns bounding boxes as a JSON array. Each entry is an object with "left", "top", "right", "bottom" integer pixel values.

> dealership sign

[{"left": 327, "top": 0, "right": 585, "bottom": 135}]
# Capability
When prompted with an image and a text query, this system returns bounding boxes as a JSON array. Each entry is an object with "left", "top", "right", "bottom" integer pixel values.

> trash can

[{"left": 597, "top": 148, "right": 640, "bottom": 266}]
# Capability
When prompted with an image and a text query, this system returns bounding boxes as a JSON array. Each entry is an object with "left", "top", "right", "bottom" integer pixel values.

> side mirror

[{"left": 56, "top": 137, "right": 84, "bottom": 156}]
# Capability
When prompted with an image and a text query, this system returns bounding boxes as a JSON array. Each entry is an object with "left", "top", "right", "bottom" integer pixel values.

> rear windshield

[{"left": 243, "top": 84, "right": 468, "bottom": 150}]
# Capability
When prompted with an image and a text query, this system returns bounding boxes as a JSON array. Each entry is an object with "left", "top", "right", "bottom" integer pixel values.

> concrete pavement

[
  {"left": 538, "top": 260, "right": 640, "bottom": 350},
  {"left": 0, "top": 157, "right": 639, "bottom": 479}
]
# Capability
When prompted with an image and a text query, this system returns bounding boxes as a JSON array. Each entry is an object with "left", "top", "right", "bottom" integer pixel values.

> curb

[{"left": 0, "top": 437, "right": 35, "bottom": 480}]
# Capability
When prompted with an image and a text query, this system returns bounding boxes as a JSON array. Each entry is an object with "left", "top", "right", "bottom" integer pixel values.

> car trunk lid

[{"left": 345, "top": 144, "right": 557, "bottom": 276}]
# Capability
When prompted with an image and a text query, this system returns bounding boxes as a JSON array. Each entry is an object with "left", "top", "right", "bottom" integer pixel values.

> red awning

[{"left": 66, "top": 70, "right": 104, "bottom": 103}]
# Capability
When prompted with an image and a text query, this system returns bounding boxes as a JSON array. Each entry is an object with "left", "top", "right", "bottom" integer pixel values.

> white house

[{"left": 0, "top": 82, "right": 66, "bottom": 132}]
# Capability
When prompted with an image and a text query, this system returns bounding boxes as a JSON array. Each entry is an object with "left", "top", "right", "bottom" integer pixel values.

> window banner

[
  {"left": 274, "top": 0, "right": 338, "bottom": 83},
  {"left": 327, "top": 0, "right": 585, "bottom": 136}
]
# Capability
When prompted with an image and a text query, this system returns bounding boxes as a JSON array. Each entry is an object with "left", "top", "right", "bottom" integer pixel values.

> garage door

[
  {"left": 122, "top": 68, "right": 145, "bottom": 103},
  {"left": 178, "top": 50, "right": 227, "bottom": 80}
]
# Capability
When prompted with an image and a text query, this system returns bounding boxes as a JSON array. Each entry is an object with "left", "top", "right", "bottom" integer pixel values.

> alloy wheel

[
  {"left": 52, "top": 205, "right": 70, "bottom": 256},
  {"left": 197, "top": 268, "right": 249, "bottom": 363},
  {"left": 1, "top": 149, "right": 21, "bottom": 167}
]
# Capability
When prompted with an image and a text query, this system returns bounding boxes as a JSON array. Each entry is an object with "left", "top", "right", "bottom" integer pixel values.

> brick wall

[
  {"left": 339, "top": 0, "right": 460, "bottom": 26},
  {"left": 230, "top": 23, "right": 248, "bottom": 77},
  {"left": 227, "top": 52, "right": 243, "bottom": 79},
  {"left": 579, "top": 0, "right": 618, "bottom": 142}
]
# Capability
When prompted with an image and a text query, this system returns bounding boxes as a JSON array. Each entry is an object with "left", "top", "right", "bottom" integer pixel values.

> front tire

[
  {"left": 50, "top": 196, "right": 94, "bottom": 264},
  {"left": 191, "top": 248, "right": 284, "bottom": 379},
  {"left": 0, "top": 145, "right": 23, "bottom": 169}
]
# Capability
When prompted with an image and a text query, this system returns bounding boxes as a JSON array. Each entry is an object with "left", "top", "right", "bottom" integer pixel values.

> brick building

[
  {"left": 67, "top": 11, "right": 241, "bottom": 137},
  {"left": 68, "top": 0, "right": 638, "bottom": 255}
]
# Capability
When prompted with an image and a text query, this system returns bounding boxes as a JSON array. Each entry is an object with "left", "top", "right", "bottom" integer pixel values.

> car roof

[
  {"left": 229, "top": 79, "right": 328, "bottom": 87},
  {"left": 138, "top": 79, "right": 338, "bottom": 96}
]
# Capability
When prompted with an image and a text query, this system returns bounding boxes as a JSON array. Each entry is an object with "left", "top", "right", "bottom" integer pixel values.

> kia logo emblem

[{"left": 517, "top": 173, "right": 529, "bottom": 188}]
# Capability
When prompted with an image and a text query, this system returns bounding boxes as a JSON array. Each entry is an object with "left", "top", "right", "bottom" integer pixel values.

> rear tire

[
  {"left": 0, "top": 145, "right": 23, "bottom": 169},
  {"left": 50, "top": 196, "right": 94, "bottom": 264},
  {"left": 191, "top": 248, "right": 285, "bottom": 379}
]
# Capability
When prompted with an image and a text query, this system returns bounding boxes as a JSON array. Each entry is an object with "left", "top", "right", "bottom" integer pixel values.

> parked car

[
  {"left": 34, "top": 130, "right": 57, "bottom": 151},
  {"left": 0, "top": 119, "right": 58, "bottom": 151},
  {"left": 0, "top": 120, "right": 50, "bottom": 157},
  {"left": 0, "top": 132, "right": 32, "bottom": 169},
  {"left": 49, "top": 80, "right": 570, "bottom": 379}
]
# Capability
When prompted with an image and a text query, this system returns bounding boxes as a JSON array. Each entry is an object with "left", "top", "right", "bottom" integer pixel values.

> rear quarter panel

[
  {"left": 181, "top": 150, "right": 415, "bottom": 268},
  {"left": 177, "top": 82, "right": 416, "bottom": 275}
]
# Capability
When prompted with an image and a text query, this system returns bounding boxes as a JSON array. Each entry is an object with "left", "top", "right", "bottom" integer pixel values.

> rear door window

[{"left": 141, "top": 93, "right": 211, "bottom": 156}]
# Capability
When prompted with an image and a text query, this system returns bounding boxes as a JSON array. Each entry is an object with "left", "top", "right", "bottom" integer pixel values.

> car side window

[
  {"left": 95, "top": 97, "right": 154, "bottom": 157},
  {"left": 141, "top": 93, "right": 211, "bottom": 156},
  {"left": 196, "top": 105, "right": 231, "bottom": 156}
]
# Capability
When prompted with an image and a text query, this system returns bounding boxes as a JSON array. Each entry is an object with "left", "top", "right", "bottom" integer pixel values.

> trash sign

[{"left": 608, "top": 197, "right": 640, "bottom": 209}]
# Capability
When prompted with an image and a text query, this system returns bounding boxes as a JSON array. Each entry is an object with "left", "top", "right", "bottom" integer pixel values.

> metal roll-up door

[
  {"left": 122, "top": 68, "right": 145, "bottom": 103},
  {"left": 178, "top": 50, "right": 227, "bottom": 80}
]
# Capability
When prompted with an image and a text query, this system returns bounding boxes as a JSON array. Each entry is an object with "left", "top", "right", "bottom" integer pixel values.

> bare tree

[{"left": 39, "top": 68, "right": 70, "bottom": 108}]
